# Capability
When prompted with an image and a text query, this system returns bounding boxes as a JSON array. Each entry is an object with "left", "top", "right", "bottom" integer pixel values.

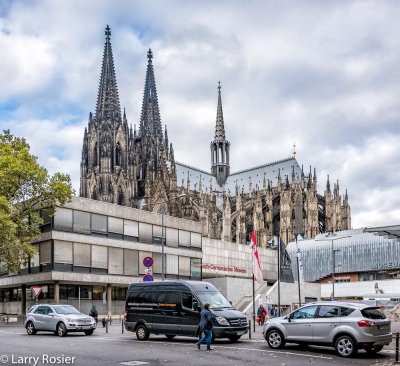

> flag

[
  {"left": 250, "top": 230, "right": 263, "bottom": 283},
  {"left": 279, "top": 236, "right": 294, "bottom": 283},
  {"left": 295, "top": 236, "right": 305, "bottom": 286}
]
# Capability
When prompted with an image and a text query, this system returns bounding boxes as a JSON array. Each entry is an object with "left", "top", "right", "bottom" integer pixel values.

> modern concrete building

[{"left": 0, "top": 197, "right": 203, "bottom": 316}]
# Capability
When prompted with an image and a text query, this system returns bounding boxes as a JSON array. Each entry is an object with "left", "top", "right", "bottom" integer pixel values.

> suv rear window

[{"left": 361, "top": 307, "right": 386, "bottom": 319}]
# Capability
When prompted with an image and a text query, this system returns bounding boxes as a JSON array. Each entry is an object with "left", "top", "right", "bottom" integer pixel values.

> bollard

[
  {"left": 249, "top": 320, "right": 251, "bottom": 339},
  {"left": 122, "top": 319, "right": 124, "bottom": 334},
  {"left": 106, "top": 320, "right": 108, "bottom": 334},
  {"left": 6, "top": 316, "right": 9, "bottom": 325},
  {"left": 395, "top": 332, "right": 399, "bottom": 364}
]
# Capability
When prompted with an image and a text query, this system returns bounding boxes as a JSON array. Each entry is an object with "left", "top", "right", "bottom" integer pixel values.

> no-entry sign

[{"left": 31, "top": 287, "right": 42, "bottom": 297}]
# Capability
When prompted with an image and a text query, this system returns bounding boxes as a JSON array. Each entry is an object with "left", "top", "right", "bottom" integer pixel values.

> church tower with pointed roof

[{"left": 211, "top": 82, "right": 230, "bottom": 186}]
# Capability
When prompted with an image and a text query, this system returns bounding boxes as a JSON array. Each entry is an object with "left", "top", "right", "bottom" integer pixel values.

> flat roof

[{"left": 364, "top": 225, "right": 400, "bottom": 239}]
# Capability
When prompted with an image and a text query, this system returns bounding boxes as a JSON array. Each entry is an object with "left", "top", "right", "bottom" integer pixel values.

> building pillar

[
  {"left": 107, "top": 284, "right": 112, "bottom": 319},
  {"left": 54, "top": 281, "right": 60, "bottom": 304},
  {"left": 21, "top": 285, "right": 26, "bottom": 316}
]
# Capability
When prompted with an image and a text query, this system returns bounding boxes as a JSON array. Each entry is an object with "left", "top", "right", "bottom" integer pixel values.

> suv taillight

[
  {"left": 357, "top": 320, "right": 375, "bottom": 327},
  {"left": 124, "top": 308, "right": 127, "bottom": 322}
]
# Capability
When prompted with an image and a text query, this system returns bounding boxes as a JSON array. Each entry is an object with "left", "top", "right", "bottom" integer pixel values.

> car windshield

[
  {"left": 52, "top": 305, "right": 81, "bottom": 315},
  {"left": 197, "top": 292, "right": 232, "bottom": 309}
]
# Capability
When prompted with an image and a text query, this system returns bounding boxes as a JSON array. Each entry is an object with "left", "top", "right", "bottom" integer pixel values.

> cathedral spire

[
  {"left": 215, "top": 82, "right": 226, "bottom": 141},
  {"left": 139, "top": 49, "right": 163, "bottom": 140},
  {"left": 95, "top": 25, "right": 122, "bottom": 124}
]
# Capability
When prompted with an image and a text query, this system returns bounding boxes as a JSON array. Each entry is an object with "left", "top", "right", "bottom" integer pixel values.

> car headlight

[
  {"left": 216, "top": 317, "right": 230, "bottom": 326},
  {"left": 65, "top": 318, "right": 74, "bottom": 322}
]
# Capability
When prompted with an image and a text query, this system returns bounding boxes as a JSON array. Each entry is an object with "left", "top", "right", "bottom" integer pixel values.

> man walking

[{"left": 197, "top": 302, "right": 213, "bottom": 351}]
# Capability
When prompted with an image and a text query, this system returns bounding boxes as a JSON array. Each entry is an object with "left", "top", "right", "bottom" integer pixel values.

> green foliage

[{"left": 0, "top": 130, "right": 74, "bottom": 273}]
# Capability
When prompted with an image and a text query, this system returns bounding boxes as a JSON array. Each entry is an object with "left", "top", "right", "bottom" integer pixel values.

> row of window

[
  {"left": 12, "top": 241, "right": 202, "bottom": 280},
  {"left": 48, "top": 208, "right": 202, "bottom": 250},
  {"left": 0, "top": 285, "right": 132, "bottom": 302},
  {"left": 291, "top": 305, "right": 354, "bottom": 319}
]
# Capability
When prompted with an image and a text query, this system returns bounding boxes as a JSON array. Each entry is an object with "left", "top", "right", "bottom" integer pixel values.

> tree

[{"left": 0, "top": 130, "right": 74, "bottom": 273}]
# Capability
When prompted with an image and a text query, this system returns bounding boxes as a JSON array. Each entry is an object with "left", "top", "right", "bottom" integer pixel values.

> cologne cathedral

[{"left": 80, "top": 26, "right": 351, "bottom": 247}]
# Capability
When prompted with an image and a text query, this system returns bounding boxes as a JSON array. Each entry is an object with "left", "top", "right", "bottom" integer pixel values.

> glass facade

[{"left": 287, "top": 229, "right": 400, "bottom": 282}]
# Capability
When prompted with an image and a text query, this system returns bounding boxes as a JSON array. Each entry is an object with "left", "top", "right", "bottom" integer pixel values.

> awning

[{"left": 364, "top": 225, "right": 400, "bottom": 239}]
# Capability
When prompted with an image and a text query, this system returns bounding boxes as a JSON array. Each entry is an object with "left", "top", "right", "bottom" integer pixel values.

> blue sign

[
  {"left": 143, "top": 274, "right": 154, "bottom": 282},
  {"left": 143, "top": 257, "right": 153, "bottom": 267}
]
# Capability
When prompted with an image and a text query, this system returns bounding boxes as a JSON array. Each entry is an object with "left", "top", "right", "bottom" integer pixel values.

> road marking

[{"left": 119, "top": 362, "right": 149, "bottom": 365}]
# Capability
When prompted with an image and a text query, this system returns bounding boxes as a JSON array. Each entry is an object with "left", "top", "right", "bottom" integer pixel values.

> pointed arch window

[
  {"left": 93, "top": 142, "right": 98, "bottom": 167},
  {"left": 116, "top": 142, "right": 122, "bottom": 166},
  {"left": 117, "top": 187, "right": 124, "bottom": 206}
]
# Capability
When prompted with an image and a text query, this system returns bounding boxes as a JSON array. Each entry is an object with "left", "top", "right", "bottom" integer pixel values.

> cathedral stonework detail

[{"left": 80, "top": 26, "right": 351, "bottom": 246}]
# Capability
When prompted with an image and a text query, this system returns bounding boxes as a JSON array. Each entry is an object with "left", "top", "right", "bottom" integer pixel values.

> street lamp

[
  {"left": 316, "top": 232, "right": 351, "bottom": 300},
  {"left": 141, "top": 193, "right": 186, "bottom": 281}
]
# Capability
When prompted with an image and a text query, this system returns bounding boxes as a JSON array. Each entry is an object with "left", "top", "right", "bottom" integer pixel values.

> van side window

[{"left": 182, "top": 292, "right": 193, "bottom": 309}]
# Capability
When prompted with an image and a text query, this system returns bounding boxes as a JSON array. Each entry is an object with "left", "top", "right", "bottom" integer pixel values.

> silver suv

[
  {"left": 24, "top": 304, "right": 96, "bottom": 337},
  {"left": 263, "top": 301, "right": 392, "bottom": 357}
]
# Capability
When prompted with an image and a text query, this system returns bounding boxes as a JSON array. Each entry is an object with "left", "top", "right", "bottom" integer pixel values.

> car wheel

[
  {"left": 267, "top": 329, "right": 285, "bottom": 349},
  {"left": 57, "top": 323, "right": 67, "bottom": 337},
  {"left": 84, "top": 330, "right": 94, "bottom": 336},
  {"left": 364, "top": 345, "right": 383, "bottom": 354},
  {"left": 335, "top": 335, "right": 356, "bottom": 357},
  {"left": 136, "top": 324, "right": 149, "bottom": 341},
  {"left": 26, "top": 321, "right": 37, "bottom": 335},
  {"left": 228, "top": 335, "right": 241, "bottom": 342},
  {"left": 166, "top": 334, "right": 176, "bottom": 340}
]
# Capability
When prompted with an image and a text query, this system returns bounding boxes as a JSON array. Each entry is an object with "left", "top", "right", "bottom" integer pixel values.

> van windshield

[{"left": 197, "top": 292, "right": 232, "bottom": 309}]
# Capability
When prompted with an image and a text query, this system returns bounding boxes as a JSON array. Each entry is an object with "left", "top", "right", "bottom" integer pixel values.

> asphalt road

[{"left": 0, "top": 325, "right": 394, "bottom": 366}]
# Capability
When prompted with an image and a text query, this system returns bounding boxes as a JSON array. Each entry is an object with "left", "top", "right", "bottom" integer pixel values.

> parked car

[
  {"left": 24, "top": 304, "right": 96, "bottom": 337},
  {"left": 124, "top": 281, "right": 248, "bottom": 342},
  {"left": 263, "top": 301, "right": 392, "bottom": 357}
]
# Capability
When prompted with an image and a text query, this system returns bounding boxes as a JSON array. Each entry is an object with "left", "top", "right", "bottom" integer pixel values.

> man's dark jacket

[{"left": 199, "top": 308, "right": 213, "bottom": 330}]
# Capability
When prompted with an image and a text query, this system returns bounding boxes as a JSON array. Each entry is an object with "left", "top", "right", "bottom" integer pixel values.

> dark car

[{"left": 124, "top": 281, "right": 248, "bottom": 342}]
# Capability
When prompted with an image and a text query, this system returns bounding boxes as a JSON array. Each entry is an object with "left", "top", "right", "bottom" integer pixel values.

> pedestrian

[
  {"left": 270, "top": 305, "right": 276, "bottom": 318},
  {"left": 89, "top": 305, "right": 98, "bottom": 323},
  {"left": 257, "top": 305, "right": 264, "bottom": 326},
  {"left": 262, "top": 305, "right": 267, "bottom": 324},
  {"left": 196, "top": 302, "right": 213, "bottom": 351}
]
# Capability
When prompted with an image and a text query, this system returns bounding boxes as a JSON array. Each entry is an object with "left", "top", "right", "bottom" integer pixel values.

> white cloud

[{"left": 0, "top": 0, "right": 399, "bottom": 229}]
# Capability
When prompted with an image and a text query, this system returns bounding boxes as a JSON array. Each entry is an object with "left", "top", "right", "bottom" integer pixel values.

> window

[
  {"left": 166, "top": 228, "right": 178, "bottom": 247},
  {"left": 91, "top": 214, "right": 107, "bottom": 233},
  {"left": 124, "top": 220, "right": 138, "bottom": 238},
  {"left": 182, "top": 292, "right": 193, "bottom": 309},
  {"left": 73, "top": 243, "right": 91, "bottom": 267},
  {"left": 53, "top": 208, "right": 73, "bottom": 231},
  {"left": 340, "top": 307, "right": 355, "bottom": 316},
  {"left": 139, "top": 223, "right": 152, "bottom": 244},
  {"left": 291, "top": 305, "right": 317, "bottom": 319},
  {"left": 109, "top": 247, "right": 123, "bottom": 274},
  {"left": 190, "top": 258, "right": 202, "bottom": 280},
  {"left": 317, "top": 306, "right": 340, "bottom": 318},
  {"left": 123, "top": 249, "right": 138, "bottom": 276},
  {"left": 54, "top": 241, "right": 73, "bottom": 264},
  {"left": 39, "top": 241, "right": 52, "bottom": 265},
  {"left": 91, "top": 245, "right": 108, "bottom": 269},
  {"left": 179, "top": 230, "right": 190, "bottom": 247},
  {"left": 166, "top": 254, "right": 178, "bottom": 275},
  {"left": 362, "top": 308, "right": 386, "bottom": 320},
  {"left": 108, "top": 217, "right": 123, "bottom": 234},
  {"left": 179, "top": 256, "right": 191, "bottom": 277},
  {"left": 93, "top": 286, "right": 104, "bottom": 301},
  {"left": 35, "top": 306, "right": 52, "bottom": 315},
  {"left": 191, "top": 233, "right": 202, "bottom": 248},
  {"left": 112, "top": 287, "right": 127, "bottom": 301},
  {"left": 73, "top": 211, "right": 91, "bottom": 234}
]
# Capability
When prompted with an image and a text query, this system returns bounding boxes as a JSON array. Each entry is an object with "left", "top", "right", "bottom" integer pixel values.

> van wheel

[
  {"left": 335, "top": 335, "right": 357, "bottom": 357},
  {"left": 228, "top": 335, "right": 241, "bottom": 342},
  {"left": 136, "top": 325, "right": 150, "bottom": 341},
  {"left": 57, "top": 323, "right": 67, "bottom": 337},
  {"left": 267, "top": 329, "right": 285, "bottom": 349},
  {"left": 26, "top": 321, "right": 37, "bottom": 335},
  {"left": 364, "top": 345, "right": 383, "bottom": 354},
  {"left": 166, "top": 334, "right": 176, "bottom": 340}
]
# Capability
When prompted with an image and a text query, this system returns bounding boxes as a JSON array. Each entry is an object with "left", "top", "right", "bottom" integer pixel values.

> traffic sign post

[
  {"left": 31, "top": 286, "right": 42, "bottom": 303},
  {"left": 145, "top": 268, "right": 153, "bottom": 274},
  {"left": 143, "top": 274, "right": 154, "bottom": 282}
]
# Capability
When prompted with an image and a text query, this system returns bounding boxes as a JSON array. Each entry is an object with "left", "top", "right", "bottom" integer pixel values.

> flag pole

[
  {"left": 296, "top": 235, "right": 302, "bottom": 307},
  {"left": 277, "top": 235, "right": 281, "bottom": 316},
  {"left": 252, "top": 273, "right": 255, "bottom": 332}
]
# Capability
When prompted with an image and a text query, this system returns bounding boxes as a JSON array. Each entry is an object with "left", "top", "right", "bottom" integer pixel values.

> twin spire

[
  {"left": 215, "top": 81, "right": 226, "bottom": 141},
  {"left": 95, "top": 25, "right": 122, "bottom": 124}
]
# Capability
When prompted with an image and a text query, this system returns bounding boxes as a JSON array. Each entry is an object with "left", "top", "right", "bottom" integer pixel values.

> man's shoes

[
  {"left": 197, "top": 343, "right": 200, "bottom": 350},
  {"left": 207, "top": 348, "right": 214, "bottom": 351}
]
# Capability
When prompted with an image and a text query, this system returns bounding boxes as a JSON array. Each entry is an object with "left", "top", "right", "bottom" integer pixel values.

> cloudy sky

[{"left": 0, "top": 0, "right": 399, "bottom": 228}]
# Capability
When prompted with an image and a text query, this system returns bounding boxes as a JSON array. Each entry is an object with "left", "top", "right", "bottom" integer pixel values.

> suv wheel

[
  {"left": 26, "top": 321, "right": 37, "bottom": 335},
  {"left": 57, "top": 323, "right": 67, "bottom": 337},
  {"left": 364, "top": 345, "right": 383, "bottom": 354},
  {"left": 267, "top": 329, "right": 285, "bottom": 349},
  {"left": 228, "top": 335, "right": 241, "bottom": 342},
  {"left": 84, "top": 330, "right": 94, "bottom": 336},
  {"left": 335, "top": 335, "right": 356, "bottom": 357},
  {"left": 136, "top": 324, "right": 149, "bottom": 341}
]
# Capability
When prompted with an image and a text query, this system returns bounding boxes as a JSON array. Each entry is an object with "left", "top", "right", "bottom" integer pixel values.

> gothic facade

[{"left": 80, "top": 26, "right": 351, "bottom": 247}]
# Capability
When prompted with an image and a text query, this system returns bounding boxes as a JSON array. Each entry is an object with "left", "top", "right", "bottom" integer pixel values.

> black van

[{"left": 124, "top": 281, "right": 248, "bottom": 342}]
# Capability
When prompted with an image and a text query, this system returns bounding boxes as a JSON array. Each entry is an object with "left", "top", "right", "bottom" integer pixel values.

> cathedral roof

[
  {"left": 173, "top": 157, "right": 302, "bottom": 196},
  {"left": 95, "top": 25, "right": 122, "bottom": 124},
  {"left": 214, "top": 82, "right": 226, "bottom": 142}
]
